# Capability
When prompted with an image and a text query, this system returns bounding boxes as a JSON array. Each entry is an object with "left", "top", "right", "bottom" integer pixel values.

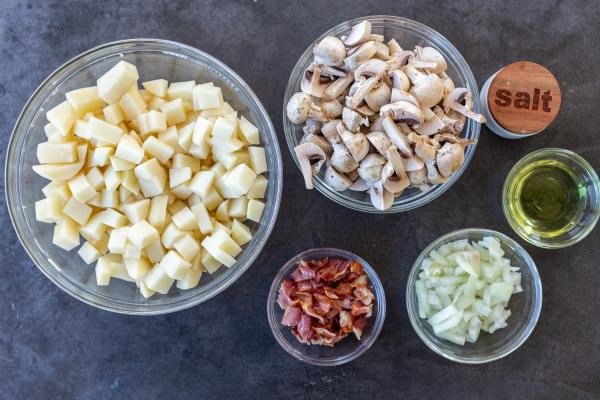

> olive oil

[{"left": 505, "top": 160, "right": 586, "bottom": 238}]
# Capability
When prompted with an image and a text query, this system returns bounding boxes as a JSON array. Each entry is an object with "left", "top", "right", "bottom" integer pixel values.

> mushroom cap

[
  {"left": 367, "top": 131, "right": 392, "bottom": 156},
  {"left": 342, "top": 107, "right": 367, "bottom": 132},
  {"left": 286, "top": 92, "right": 313, "bottom": 124},
  {"left": 344, "top": 41, "right": 377, "bottom": 70},
  {"left": 347, "top": 76, "right": 379, "bottom": 109},
  {"left": 321, "top": 119, "right": 342, "bottom": 142},
  {"left": 360, "top": 152, "right": 387, "bottom": 168},
  {"left": 387, "top": 38, "right": 402, "bottom": 55},
  {"left": 369, "top": 180, "right": 394, "bottom": 211},
  {"left": 373, "top": 41, "right": 390, "bottom": 60},
  {"left": 359, "top": 163, "right": 384, "bottom": 183},
  {"left": 390, "top": 69, "right": 411, "bottom": 92},
  {"left": 294, "top": 142, "right": 327, "bottom": 189},
  {"left": 354, "top": 59, "right": 388, "bottom": 80},
  {"left": 301, "top": 132, "right": 333, "bottom": 157},
  {"left": 436, "top": 142, "right": 465, "bottom": 177},
  {"left": 321, "top": 99, "right": 343, "bottom": 119},
  {"left": 380, "top": 101, "right": 424, "bottom": 125},
  {"left": 409, "top": 73, "right": 444, "bottom": 109},
  {"left": 365, "top": 83, "right": 391, "bottom": 112},
  {"left": 414, "top": 138, "right": 438, "bottom": 162},
  {"left": 313, "top": 36, "right": 346, "bottom": 67},
  {"left": 420, "top": 47, "right": 447, "bottom": 74},
  {"left": 344, "top": 20, "right": 372, "bottom": 47},
  {"left": 382, "top": 161, "right": 410, "bottom": 194},
  {"left": 443, "top": 87, "right": 469, "bottom": 113},
  {"left": 349, "top": 177, "right": 371, "bottom": 191},
  {"left": 341, "top": 132, "right": 369, "bottom": 163},
  {"left": 408, "top": 166, "right": 428, "bottom": 185},
  {"left": 390, "top": 88, "right": 420, "bottom": 108},
  {"left": 330, "top": 144, "right": 359, "bottom": 173},
  {"left": 381, "top": 115, "right": 413, "bottom": 156},
  {"left": 323, "top": 164, "right": 353, "bottom": 191}
]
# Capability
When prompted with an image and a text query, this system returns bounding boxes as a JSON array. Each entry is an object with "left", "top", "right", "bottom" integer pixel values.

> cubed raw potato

[
  {"left": 192, "top": 116, "right": 213, "bottom": 146},
  {"left": 168, "top": 199, "right": 187, "bottom": 215},
  {"left": 201, "top": 235, "right": 236, "bottom": 267},
  {"left": 87, "top": 194, "right": 103, "bottom": 208},
  {"left": 209, "top": 136, "right": 244, "bottom": 154},
  {"left": 63, "top": 196, "right": 93, "bottom": 225},
  {"left": 119, "top": 185, "right": 132, "bottom": 203},
  {"left": 159, "top": 97, "right": 187, "bottom": 125},
  {"left": 136, "top": 110, "right": 167, "bottom": 136},
  {"left": 128, "top": 220, "right": 159, "bottom": 249},
  {"left": 36, "top": 142, "right": 77, "bottom": 164},
  {"left": 32, "top": 159, "right": 84, "bottom": 181},
  {"left": 125, "top": 242, "right": 142, "bottom": 260},
  {"left": 72, "top": 119, "right": 89, "bottom": 139},
  {"left": 86, "top": 116, "right": 123, "bottom": 144},
  {"left": 125, "top": 257, "right": 151, "bottom": 280},
  {"left": 248, "top": 146, "right": 267, "bottom": 174},
  {"left": 211, "top": 116, "right": 237, "bottom": 142},
  {"left": 161, "top": 222, "right": 185, "bottom": 249},
  {"left": 52, "top": 217, "right": 80, "bottom": 251},
  {"left": 119, "top": 170, "right": 139, "bottom": 196},
  {"left": 247, "top": 199, "right": 265, "bottom": 222},
  {"left": 191, "top": 202, "right": 213, "bottom": 234},
  {"left": 157, "top": 125, "right": 179, "bottom": 149},
  {"left": 231, "top": 219, "right": 252, "bottom": 245},
  {"left": 161, "top": 250, "right": 192, "bottom": 280},
  {"left": 134, "top": 158, "right": 167, "bottom": 198},
  {"left": 68, "top": 173, "right": 97, "bottom": 203},
  {"left": 239, "top": 115, "right": 260, "bottom": 145},
  {"left": 143, "top": 79, "right": 168, "bottom": 97},
  {"left": 210, "top": 162, "right": 227, "bottom": 178},
  {"left": 169, "top": 167, "right": 192, "bottom": 188},
  {"left": 173, "top": 234, "right": 200, "bottom": 262},
  {"left": 110, "top": 155, "right": 135, "bottom": 171},
  {"left": 138, "top": 89, "right": 152, "bottom": 103},
  {"left": 90, "top": 233, "right": 109, "bottom": 255},
  {"left": 35, "top": 197, "right": 65, "bottom": 223},
  {"left": 108, "top": 227, "right": 129, "bottom": 254},
  {"left": 90, "top": 147, "right": 114, "bottom": 167},
  {"left": 188, "top": 170, "right": 215, "bottom": 198},
  {"left": 103, "top": 166, "right": 122, "bottom": 191},
  {"left": 138, "top": 281, "right": 155, "bottom": 298},
  {"left": 42, "top": 181, "right": 71, "bottom": 202},
  {"left": 176, "top": 268, "right": 203, "bottom": 290},
  {"left": 118, "top": 87, "right": 147, "bottom": 121},
  {"left": 215, "top": 199, "right": 230, "bottom": 222},
  {"left": 121, "top": 198, "right": 150, "bottom": 223},
  {"left": 115, "top": 136, "right": 145, "bottom": 164},
  {"left": 103, "top": 103, "right": 125, "bottom": 125},
  {"left": 79, "top": 212, "right": 108, "bottom": 242},
  {"left": 211, "top": 148, "right": 238, "bottom": 169},
  {"left": 144, "top": 263, "right": 175, "bottom": 294},
  {"left": 97, "top": 61, "right": 139, "bottom": 104},
  {"left": 247, "top": 175, "right": 268, "bottom": 199},
  {"left": 66, "top": 86, "right": 104, "bottom": 116},
  {"left": 222, "top": 164, "right": 257, "bottom": 197},
  {"left": 147, "top": 195, "right": 168, "bottom": 228},
  {"left": 145, "top": 239, "right": 165, "bottom": 264},
  {"left": 171, "top": 206, "right": 196, "bottom": 230},
  {"left": 201, "top": 249, "right": 222, "bottom": 274},
  {"left": 167, "top": 81, "right": 195, "bottom": 103},
  {"left": 46, "top": 101, "right": 77, "bottom": 136},
  {"left": 95, "top": 257, "right": 112, "bottom": 286},
  {"left": 172, "top": 154, "right": 201, "bottom": 175},
  {"left": 148, "top": 96, "right": 167, "bottom": 111},
  {"left": 228, "top": 197, "right": 248, "bottom": 219},
  {"left": 44, "top": 123, "right": 58, "bottom": 139},
  {"left": 199, "top": 101, "right": 234, "bottom": 118},
  {"left": 142, "top": 136, "right": 174, "bottom": 164},
  {"left": 193, "top": 85, "right": 223, "bottom": 110},
  {"left": 203, "top": 187, "right": 223, "bottom": 211},
  {"left": 78, "top": 241, "right": 101, "bottom": 264},
  {"left": 212, "top": 219, "right": 232, "bottom": 235},
  {"left": 211, "top": 230, "right": 242, "bottom": 257},
  {"left": 100, "top": 208, "right": 128, "bottom": 228},
  {"left": 110, "top": 259, "right": 135, "bottom": 282},
  {"left": 85, "top": 167, "right": 104, "bottom": 190},
  {"left": 101, "top": 189, "right": 119, "bottom": 209}
]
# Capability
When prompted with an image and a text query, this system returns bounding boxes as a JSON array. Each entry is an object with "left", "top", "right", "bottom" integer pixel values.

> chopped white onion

[{"left": 415, "top": 236, "right": 522, "bottom": 345}]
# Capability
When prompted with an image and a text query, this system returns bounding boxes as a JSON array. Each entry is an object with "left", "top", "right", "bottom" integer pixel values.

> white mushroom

[
  {"left": 409, "top": 166, "right": 428, "bottom": 186},
  {"left": 386, "top": 38, "right": 402, "bottom": 55},
  {"left": 419, "top": 47, "right": 447, "bottom": 74},
  {"left": 403, "top": 64, "right": 444, "bottom": 108},
  {"left": 340, "top": 131, "right": 369, "bottom": 162},
  {"left": 301, "top": 132, "right": 333, "bottom": 157},
  {"left": 414, "top": 137, "right": 447, "bottom": 185},
  {"left": 365, "top": 83, "right": 391, "bottom": 112},
  {"left": 313, "top": 36, "right": 346, "bottom": 66},
  {"left": 324, "top": 74, "right": 354, "bottom": 101},
  {"left": 390, "top": 69, "right": 410, "bottom": 92},
  {"left": 321, "top": 119, "right": 341, "bottom": 142},
  {"left": 381, "top": 116, "right": 424, "bottom": 171},
  {"left": 432, "top": 105, "right": 464, "bottom": 133},
  {"left": 436, "top": 140, "right": 473, "bottom": 177},
  {"left": 323, "top": 164, "right": 353, "bottom": 191},
  {"left": 438, "top": 71, "right": 455, "bottom": 95},
  {"left": 357, "top": 153, "right": 386, "bottom": 183},
  {"left": 349, "top": 177, "right": 370, "bottom": 191},
  {"left": 414, "top": 107, "right": 446, "bottom": 136},
  {"left": 347, "top": 76, "right": 379, "bottom": 109},
  {"left": 302, "top": 119, "right": 322, "bottom": 135},
  {"left": 443, "top": 88, "right": 486, "bottom": 123},
  {"left": 366, "top": 34, "right": 385, "bottom": 42},
  {"left": 330, "top": 140, "right": 359, "bottom": 173},
  {"left": 344, "top": 20, "right": 372, "bottom": 46},
  {"left": 389, "top": 89, "right": 420, "bottom": 107},
  {"left": 341, "top": 108, "right": 368, "bottom": 132},
  {"left": 321, "top": 99, "right": 343, "bottom": 119},
  {"left": 380, "top": 101, "right": 424, "bottom": 125},
  {"left": 294, "top": 142, "right": 327, "bottom": 189},
  {"left": 367, "top": 131, "right": 392, "bottom": 156},
  {"left": 381, "top": 158, "right": 410, "bottom": 194},
  {"left": 300, "top": 67, "right": 330, "bottom": 98},
  {"left": 354, "top": 59, "right": 388, "bottom": 80},
  {"left": 286, "top": 92, "right": 325, "bottom": 124},
  {"left": 373, "top": 42, "right": 390, "bottom": 60},
  {"left": 344, "top": 41, "right": 377, "bottom": 70},
  {"left": 369, "top": 180, "right": 394, "bottom": 211}
]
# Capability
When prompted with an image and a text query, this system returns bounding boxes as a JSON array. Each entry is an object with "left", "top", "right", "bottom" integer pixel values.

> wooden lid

[{"left": 487, "top": 61, "right": 561, "bottom": 134}]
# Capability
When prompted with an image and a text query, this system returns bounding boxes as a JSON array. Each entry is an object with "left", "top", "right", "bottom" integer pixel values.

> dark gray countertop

[{"left": 1, "top": 1, "right": 599, "bottom": 398}]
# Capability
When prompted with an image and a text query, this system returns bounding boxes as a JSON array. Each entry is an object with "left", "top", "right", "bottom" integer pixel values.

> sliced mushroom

[
  {"left": 373, "top": 42, "right": 390, "bottom": 60},
  {"left": 354, "top": 59, "right": 388, "bottom": 80},
  {"left": 367, "top": 131, "right": 392, "bottom": 156},
  {"left": 324, "top": 74, "right": 354, "bottom": 101},
  {"left": 443, "top": 88, "right": 486, "bottom": 123},
  {"left": 381, "top": 115, "right": 413, "bottom": 156},
  {"left": 321, "top": 119, "right": 341, "bottom": 142},
  {"left": 342, "top": 108, "right": 368, "bottom": 132},
  {"left": 347, "top": 169, "right": 359, "bottom": 181},
  {"left": 389, "top": 89, "right": 420, "bottom": 108},
  {"left": 301, "top": 67, "right": 330, "bottom": 98},
  {"left": 341, "top": 131, "right": 369, "bottom": 162},
  {"left": 386, "top": 38, "right": 402, "bottom": 55},
  {"left": 436, "top": 141, "right": 468, "bottom": 177},
  {"left": 330, "top": 141, "right": 359, "bottom": 173},
  {"left": 432, "top": 105, "right": 464, "bottom": 133},
  {"left": 344, "top": 20, "right": 372, "bottom": 46},
  {"left": 313, "top": 36, "right": 346, "bottom": 67},
  {"left": 419, "top": 47, "right": 447, "bottom": 74},
  {"left": 414, "top": 137, "right": 447, "bottom": 185},
  {"left": 414, "top": 107, "right": 446, "bottom": 136},
  {"left": 318, "top": 65, "right": 348, "bottom": 78},
  {"left": 321, "top": 99, "right": 343, "bottom": 119},
  {"left": 387, "top": 50, "right": 414, "bottom": 70},
  {"left": 380, "top": 101, "right": 424, "bottom": 125},
  {"left": 409, "top": 166, "right": 428, "bottom": 185},
  {"left": 365, "top": 83, "right": 391, "bottom": 112},
  {"left": 302, "top": 119, "right": 322, "bottom": 135},
  {"left": 357, "top": 153, "right": 386, "bottom": 183},
  {"left": 301, "top": 132, "right": 333, "bottom": 157},
  {"left": 438, "top": 71, "right": 455, "bottom": 95},
  {"left": 381, "top": 158, "right": 410, "bottom": 194},
  {"left": 370, "top": 115, "right": 385, "bottom": 132},
  {"left": 390, "top": 69, "right": 410, "bottom": 92},
  {"left": 323, "top": 164, "right": 353, "bottom": 191},
  {"left": 286, "top": 92, "right": 325, "bottom": 124},
  {"left": 369, "top": 180, "right": 394, "bottom": 211},
  {"left": 403, "top": 64, "right": 444, "bottom": 108},
  {"left": 344, "top": 41, "right": 377, "bottom": 70},
  {"left": 354, "top": 104, "right": 375, "bottom": 117},
  {"left": 349, "top": 177, "right": 371, "bottom": 191},
  {"left": 347, "top": 76, "right": 379, "bottom": 109},
  {"left": 366, "top": 34, "right": 384, "bottom": 43},
  {"left": 294, "top": 142, "right": 327, "bottom": 189}
]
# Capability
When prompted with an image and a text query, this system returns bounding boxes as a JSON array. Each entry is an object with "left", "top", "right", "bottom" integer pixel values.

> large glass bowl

[
  {"left": 267, "top": 248, "right": 386, "bottom": 366},
  {"left": 283, "top": 16, "right": 481, "bottom": 213},
  {"left": 5, "top": 39, "right": 283, "bottom": 315},
  {"left": 406, "top": 228, "right": 542, "bottom": 363}
]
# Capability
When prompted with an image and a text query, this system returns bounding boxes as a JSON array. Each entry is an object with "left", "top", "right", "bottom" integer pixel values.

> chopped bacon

[{"left": 278, "top": 257, "right": 375, "bottom": 347}]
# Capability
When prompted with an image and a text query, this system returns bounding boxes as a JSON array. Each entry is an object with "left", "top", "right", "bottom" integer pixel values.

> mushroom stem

[{"left": 294, "top": 143, "right": 327, "bottom": 189}]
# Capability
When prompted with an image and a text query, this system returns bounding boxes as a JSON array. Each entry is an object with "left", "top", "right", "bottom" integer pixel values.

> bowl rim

[
  {"left": 266, "top": 247, "right": 386, "bottom": 366},
  {"left": 502, "top": 147, "right": 600, "bottom": 249},
  {"left": 405, "top": 228, "right": 543, "bottom": 364},
  {"left": 5, "top": 38, "right": 283, "bottom": 315},
  {"left": 282, "top": 15, "right": 482, "bottom": 213}
]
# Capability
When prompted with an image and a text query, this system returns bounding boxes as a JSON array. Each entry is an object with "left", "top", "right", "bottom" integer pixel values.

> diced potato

[
  {"left": 110, "top": 155, "right": 135, "bottom": 171},
  {"left": 134, "top": 158, "right": 167, "bottom": 198},
  {"left": 145, "top": 239, "right": 165, "bottom": 264},
  {"left": 85, "top": 167, "right": 104, "bottom": 190},
  {"left": 108, "top": 227, "right": 129, "bottom": 254},
  {"left": 143, "top": 79, "right": 168, "bottom": 97},
  {"left": 63, "top": 196, "right": 92, "bottom": 225},
  {"left": 172, "top": 153, "right": 201, "bottom": 173},
  {"left": 210, "top": 162, "right": 227, "bottom": 178},
  {"left": 147, "top": 194, "right": 168, "bottom": 228},
  {"left": 248, "top": 146, "right": 267, "bottom": 174},
  {"left": 192, "top": 116, "right": 213, "bottom": 146},
  {"left": 121, "top": 198, "right": 150, "bottom": 223},
  {"left": 201, "top": 235, "right": 236, "bottom": 267},
  {"left": 115, "top": 136, "right": 145, "bottom": 164},
  {"left": 148, "top": 96, "right": 167, "bottom": 111},
  {"left": 191, "top": 202, "right": 213, "bottom": 234},
  {"left": 161, "top": 222, "right": 185, "bottom": 249},
  {"left": 90, "top": 147, "right": 114, "bottom": 167},
  {"left": 103, "top": 103, "right": 125, "bottom": 125},
  {"left": 120, "top": 169, "right": 140, "bottom": 195},
  {"left": 161, "top": 250, "right": 192, "bottom": 280},
  {"left": 78, "top": 241, "right": 101, "bottom": 264},
  {"left": 72, "top": 119, "right": 89, "bottom": 140},
  {"left": 86, "top": 116, "right": 123, "bottom": 144},
  {"left": 52, "top": 217, "right": 80, "bottom": 251},
  {"left": 126, "top": 220, "right": 159, "bottom": 249},
  {"left": 125, "top": 257, "right": 151, "bottom": 280},
  {"left": 36, "top": 142, "right": 77, "bottom": 164},
  {"left": 159, "top": 97, "right": 186, "bottom": 125},
  {"left": 221, "top": 164, "right": 257, "bottom": 197},
  {"left": 118, "top": 87, "right": 147, "bottom": 121},
  {"left": 101, "top": 189, "right": 119, "bottom": 209},
  {"left": 212, "top": 219, "right": 232, "bottom": 235},
  {"left": 211, "top": 147, "right": 237, "bottom": 169},
  {"left": 201, "top": 249, "right": 222, "bottom": 274},
  {"left": 247, "top": 175, "right": 268, "bottom": 199},
  {"left": 95, "top": 256, "right": 112, "bottom": 286},
  {"left": 138, "top": 281, "right": 155, "bottom": 298},
  {"left": 215, "top": 199, "right": 230, "bottom": 222},
  {"left": 44, "top": 123, "right": 58, "bottom": 139},
  {"left": 157, "top": 125, "right": 179, "bottom": 149},
  {"left": 176, "top": 268, "right": 203, "bottom": 290},
  {"left": 173, "top": 234, "right": 200, "bottom": 262},
  {"left": 142, "top": 136, "right": 174, "bottom": 164},
  {"left": 66, "top": 86, "right": 104, "bottom": 115},
  {"left": 171, "top": 206, "right": 196, "bottom": 230},
  {"left": 110, "top": 259, "right": 135, "bottom": 282},
  {"left": 42, "top": 181, "right": 71, "bottom": 202},
  {"left": 231, "top": 219, "right": 252, "bottom": 245},
  {"left": 46, "top": 101, "right": 77, "bottom": 136},
  {"left": 211, "top": 117, "right": 237, "bottom": 142},
  {"left": 100, "top": 208, "right": 128, "bottom": 228},
  {"left": 68, "top": 173, "right": 97, "bottom": 203},
  {"left": 209, "top": 136, "right": 244, "bottom": 154},
  {"left": 169, "top": 167, "right": 192, "bottom": 188},
  {"left": 247, "top": 199, "right": 265, "bottom": 222},
  {"left": 35, "top": 196, "right": 65, "bottom": 223},
  {"left": 188, "top": 170, "right": 215, "bottom": 198},
  {"left": 32, "top": 161, "right": 84, "bottom": 181},
  {"left": 79, "top": 213, "right": 108, "bottom": 242},
  {"left": 167, "top": 81, "right": 195, "bottom": 103},
  {"left": 228, "top": 197, "right": 248, "bottom": 219},
  {"left": 193, "top": 85, "right": 223, "bottom": 110},
  {"left": 168, "top": 199, "right": 187, "bottom": 215},
  {"left": 97, "top": 61, "right": 139, "bottom": 104},
  {"left": 199, "top": 100, "right": 234, "bottom": 118},
  {"left": 144, "top": 262, "right": 175, "bottom": 294},
  {"left": 103, "top": 165, "right": 122, "bottom": 191},
  {"left": 136, "top": 110, "right": 167, "bottom": 136},
  {"left": 125, "top": 242, "right": 142, "bottom": 260},
  {"left": 238, "top": 115, "right": 260, "bottom": 145},
  {"left": 203, "top": 187, "right": 223, "bottom": 211}
]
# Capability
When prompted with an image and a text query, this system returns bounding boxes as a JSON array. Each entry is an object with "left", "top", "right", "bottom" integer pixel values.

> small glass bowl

[
  {"left": 5, "top": 39, "right": 283, "bottom": 315},
  {"left": 283, "top": 15, "right": 482, "bottom": 213},
  {"left": 267, "top": 248, "right": 386, "bottom": 366},
  {"left": 502, "top": 148, "right": 600, "bottom": 249},
  {"left": 406, "top": 228, "right": 542, "bottom": 364}
]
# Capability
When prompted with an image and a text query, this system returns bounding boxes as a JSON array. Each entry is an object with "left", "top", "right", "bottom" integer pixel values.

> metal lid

[{"left": 487, "top": 61, "right": 561, "bottom": 135}]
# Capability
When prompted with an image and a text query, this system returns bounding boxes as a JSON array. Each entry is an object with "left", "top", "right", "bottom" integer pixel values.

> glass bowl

[
  {"left": 267, "top": 248, "right": 386, "bottom": 366},
  {"left": 406, "top": 228, "right": 542, "bottom": 364},
  {"left": 283, "top": 15, "right": 482, "bottom": 213},
  {"left": 503, "top": 148, "right": 600, "bottom": 249},
  {"left": 5, "top": 39, "right": 283, "bottom": 315}
]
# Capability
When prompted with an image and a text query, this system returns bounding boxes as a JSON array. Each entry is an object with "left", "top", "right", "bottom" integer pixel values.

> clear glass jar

[
  {"left": 5, "top": 39, "right": 283, "bottom": 315},
  {"left": 283, "top": 16, "right": 482, "bottom": 213}
]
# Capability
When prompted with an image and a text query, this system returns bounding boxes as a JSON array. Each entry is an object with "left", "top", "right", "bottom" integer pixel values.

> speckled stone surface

[{"left": 1, "top": 1, "right": 599, "bottom": 399}]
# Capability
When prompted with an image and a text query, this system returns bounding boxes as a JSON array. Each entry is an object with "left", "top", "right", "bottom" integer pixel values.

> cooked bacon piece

[{"left": 278, "top": 257, "right": 375, "bottom": 347}]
